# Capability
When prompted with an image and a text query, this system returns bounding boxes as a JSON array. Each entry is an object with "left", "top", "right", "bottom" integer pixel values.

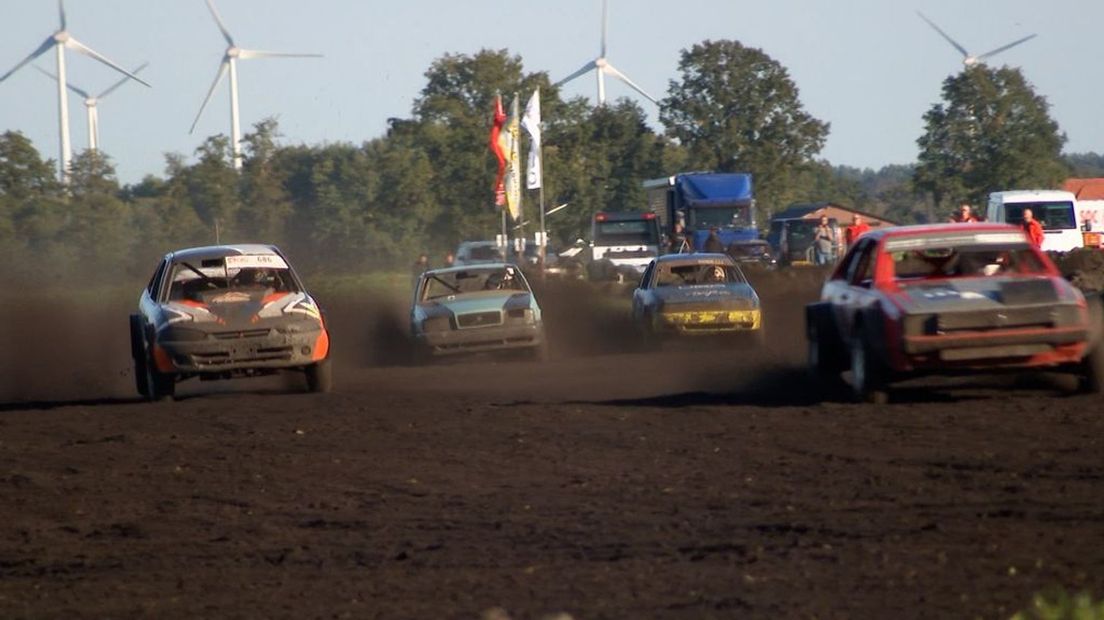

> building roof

[
  {"left": 1062, "top": 178, "right": 1104, "bottom": 200},
  {"left": 773, "top": 202, "right": 897, "bottom": 224}
]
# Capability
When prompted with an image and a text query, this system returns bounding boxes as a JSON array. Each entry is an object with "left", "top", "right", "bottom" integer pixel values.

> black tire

[
  {"left": 147, "top": 366, "right": 176, "bottom": 401},
  {"left": 528, "top": 339, "right": 550, "bottom": 362},
  {"left": 306, "top": 359, "right": 333, "bottom": 393},
  {"left": 1079, "top": 296, "right": 1104, "bottom": 394},
  {"left": 849, "top": 326, "right": 889, "bottom": 405},
  {"left": 806, "top": 305, "right": 846, "bottom": 377},
  {"left": 640, "top": 312, "right": 662, "bottom": 352},
  {"left": 130, "top": 315, "right": 151, "bottom": 399}
]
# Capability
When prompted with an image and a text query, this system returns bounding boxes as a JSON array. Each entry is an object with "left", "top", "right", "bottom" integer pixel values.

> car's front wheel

[
  {"left": 131, "top": 314, "right": 175, "bottom": 401},
  {"left": 850, "top": 327, "right": 888, "bottom": 405},
  {"left": 305, "top": 359, "right": 333, "bottom": 393}
]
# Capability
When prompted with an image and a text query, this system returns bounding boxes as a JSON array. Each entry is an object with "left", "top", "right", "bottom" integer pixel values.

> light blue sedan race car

[{"left": 410, "top": 263, "right": 547, "bottom": 361}]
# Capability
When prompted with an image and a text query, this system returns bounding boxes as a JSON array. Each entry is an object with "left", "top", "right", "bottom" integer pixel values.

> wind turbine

[
  {"left": 0, "top": 1, "right": 151, "bottom": 182},
  {"left": 34, "top": 63, "right": 148, "bottom": 153},
  {"left": 555, "top": 0, "right": 657, "bottom": 106},
  {"left": 190, "top": 0, "right": 322, "bottom": 170},
  {"left": 916, "top": 11, "right": 1037, "bottom": 68}
]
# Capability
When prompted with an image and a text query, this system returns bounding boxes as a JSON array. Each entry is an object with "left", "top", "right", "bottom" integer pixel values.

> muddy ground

[{"left": 1, "top": 267, "right": 1103, "bottom": 619}]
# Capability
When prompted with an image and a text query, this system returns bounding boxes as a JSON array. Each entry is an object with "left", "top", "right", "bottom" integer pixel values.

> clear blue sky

[{"left": 1, "top": 0, "right": 1099, "bottom": 184}]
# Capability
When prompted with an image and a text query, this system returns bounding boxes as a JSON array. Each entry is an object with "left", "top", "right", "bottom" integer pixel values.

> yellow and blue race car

[{"left": 631, "top": 253, "right": 762, "bottom": 343}]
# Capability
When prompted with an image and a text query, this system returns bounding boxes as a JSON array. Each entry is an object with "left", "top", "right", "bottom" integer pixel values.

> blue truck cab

[{"left": 643, "top": 172, "right": 758, "bottom": 252}]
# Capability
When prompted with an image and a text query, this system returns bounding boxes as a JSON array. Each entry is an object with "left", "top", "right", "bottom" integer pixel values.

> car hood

[
  {"left": 895, "top": 276, "right": 1066, "bottom": 314},
  {"left": 162, "top": 291, "right": 320, "bottom": 328}
]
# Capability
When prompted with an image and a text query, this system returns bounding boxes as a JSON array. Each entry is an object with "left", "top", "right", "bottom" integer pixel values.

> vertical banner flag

[
  {"left": 521, "top": 88, "right": 542, "bottom": 190},
  {"left": 500, "top": 95, "right": 522, "bottom": 221},
  {"left": 489, "top": 94, "right": 507, "bottom": 206}
]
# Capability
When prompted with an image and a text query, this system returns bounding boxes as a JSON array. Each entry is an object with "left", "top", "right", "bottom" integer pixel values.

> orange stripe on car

[{"left": 312, "top": 329, "right": 330, "bottom": 361}]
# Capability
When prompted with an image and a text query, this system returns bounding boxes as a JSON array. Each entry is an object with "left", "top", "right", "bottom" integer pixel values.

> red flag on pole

[{"left": 489, "top": 94, "right": 507, "bottom": 206}]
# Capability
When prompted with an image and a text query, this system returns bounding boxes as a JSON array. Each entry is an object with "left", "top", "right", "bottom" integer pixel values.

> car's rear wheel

[
  {"left": 850, "top": 327, "right": 888, "bottom": 405},
  {"left": 1079, "top": 296, "right": 1104, "bottom": 394},
  {"left": 306, "top": 359, "right": 333, "bottom": 393}
]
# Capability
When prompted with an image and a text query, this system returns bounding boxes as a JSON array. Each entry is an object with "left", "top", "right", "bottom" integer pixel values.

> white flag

[{"left": 521, "top": 88, "right": 542, "bottom": 190}]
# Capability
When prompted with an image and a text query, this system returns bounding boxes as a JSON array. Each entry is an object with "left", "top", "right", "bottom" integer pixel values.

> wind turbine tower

[
  {"left": 0, "top": 1, "right": 151, "bottom": 182},
  {"left": 555, "top": 0, "right": 657, "bottom": 106},
  {"left": 917, "top": 11, "right": 1037, "bottom": 68},
  {"left": 36, "top": 63, "right": 148, "bottom": 153},
  {"left": 190, "top": 0, "right": 322, "bottom": 170}
]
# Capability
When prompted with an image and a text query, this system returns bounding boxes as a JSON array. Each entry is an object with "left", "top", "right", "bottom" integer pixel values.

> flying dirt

[{"left": 1, "top": 266, "right": 1103, "bottom": 618}]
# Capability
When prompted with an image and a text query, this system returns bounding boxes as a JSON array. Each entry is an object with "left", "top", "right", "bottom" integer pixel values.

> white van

[{"left": 986, "top": 190, "right": 1082, "bottom": 252}]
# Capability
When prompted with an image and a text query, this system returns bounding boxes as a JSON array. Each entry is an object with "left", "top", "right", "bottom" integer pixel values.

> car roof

[
  {"left": 863, "top": 222, "right": 1024, "bottom": 242},
  {"left": 167, "top": 244, "right": 281, "bottom": 262},
  {"left": 424, "top": 262, "right": 521, "bottom": 276},
  {"left": 653, "top": 253, "right": 736, "bottom": 266}
]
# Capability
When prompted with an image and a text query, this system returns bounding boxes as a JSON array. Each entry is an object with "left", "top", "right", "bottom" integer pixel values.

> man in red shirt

[
  {"left": 1022, "top": 208, "right": 1044, "bottom": 248},
  {"left": 845, "top": 214, "right": 870, "bottom": 248},
  {"left": 950, "top": 203, "right": 979, "bottom": 223}
]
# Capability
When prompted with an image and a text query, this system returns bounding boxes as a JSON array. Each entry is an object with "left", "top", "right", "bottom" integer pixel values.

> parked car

[
  {"left": 130, "top": 244, "right": 332, "bottom": 400},
  {"left": 454, "top": 241, "right": 506, "bottom": 266},
  {"left": 410, "top": 263, "right": 546, "bottom": 360},
  {"left": 726, "top": 239, "right": 777, "bottom": 269},
  {"left": 632, "top": 253, "right": 763, "bottom": 343},
  {"left": 806, "top": 223, "right": 1104, "bottom": 403}
]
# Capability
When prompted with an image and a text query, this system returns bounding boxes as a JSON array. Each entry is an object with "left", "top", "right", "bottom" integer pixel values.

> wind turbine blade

[
  {"left": 554, "top": 60, "right": 598, "bottom": 87},
  {"left": 63, "top": 37, "right": 152, "bottom": 87},
  {"left": 976, "top": 34, "right": 1037, "bottom": 61},
  {"left": 97, "top": 62, "right": 148, "bottom": 99},
  {"left": 32, "top": 64, "right": 90, "bottom": 99},
  {"left": 236, "top": 49, "right": 323, "bottom": 60},
  {"left": 603, "top": 62, "right": 658, "bottom": 104},
  {"left": 205, "top": 0, "right": 235, "bottom": 47},
  {"left": 59, "top": 0, "right": 67, "bottom": 30},
  {"left": 916, "top": 11, "right": 970, "bottom": 59},
  {"left": 189, "top": 60, "right": 229, "bottom": 134},
  {"left": 600, "top": 0, "right": 608, "bottom": 58},
  {"left": 0, "top": 37, "right": 55, "bottom": 83}
]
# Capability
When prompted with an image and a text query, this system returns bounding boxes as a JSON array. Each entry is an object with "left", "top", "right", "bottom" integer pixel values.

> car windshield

[
  {"left": 594, "top": 220, "right": 660, "bottom": 245},
  {"left": 465, "top": 244, "right": 505, "bottom": 261},
  {"left": 690, "top": 206, "right": 752, "bottom": 229},
  {"left": 1004, "top": 202, "right": 1076, "bottom": 231},
  {"left": 166, "top": 256, "right": 298, "bottom": 302},
  {"left": 890, "top": 244, "right": 1046, "bottom": 281},
  {"left": 422, "top": 266, "right": 528, "bottom": 300},
  {"left": 654, "top": 263, "right": 745, "bottom": 287}
]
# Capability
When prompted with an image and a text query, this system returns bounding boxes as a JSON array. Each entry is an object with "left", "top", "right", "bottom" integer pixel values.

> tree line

[{"left": 0, "top": 41, "right": 1083, "bottom": 285}]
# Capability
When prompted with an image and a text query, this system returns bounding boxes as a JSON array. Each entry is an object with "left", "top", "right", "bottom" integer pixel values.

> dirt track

[{"left": 2, "top": 270, "right": 1104, "bottom": 619}]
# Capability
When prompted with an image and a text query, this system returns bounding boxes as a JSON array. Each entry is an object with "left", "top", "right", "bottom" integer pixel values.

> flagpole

[{"left": 538, "top": 146, "right": 546, "bottom": 276}]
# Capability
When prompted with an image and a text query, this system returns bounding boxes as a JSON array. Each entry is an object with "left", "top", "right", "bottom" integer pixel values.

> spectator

[
  {"left": 411, "top": 253, "right": 430, "bottom": 286},
  {"left": 950, "top": 203, "right": 979, "bottom": 223},
  {"left": 1022, "top": 208, "right": 1044, "bottom": 248},
  {"left": 443, "top": 252, "right": 455, "bottom": 267},
  {"left": 845, "top": 214, "right": 870, "bottom": 247},
  {"left": 813, "top": 215, "right": 836, "bottom": 265},
  {"left": 703, "top": 227, "right": 725, "bottom": 253}
]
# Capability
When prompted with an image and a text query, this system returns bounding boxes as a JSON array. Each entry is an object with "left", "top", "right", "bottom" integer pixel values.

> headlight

[
  {"left": 507, "top": 308, "right": 534, "bottom": 323},
  {"left": 159, "top": 326, "right": 207, "bottom": 342},
  {"left": 285, "top": 296, "right": 322, "bottom": 320},
  {"left": 162, "top": 307, "right": 195, "bottom": 325}
]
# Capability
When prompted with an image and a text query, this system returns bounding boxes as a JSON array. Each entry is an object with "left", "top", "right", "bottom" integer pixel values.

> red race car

[{"left": 806, "top": 223, "right": 1104, "bottom": 403}]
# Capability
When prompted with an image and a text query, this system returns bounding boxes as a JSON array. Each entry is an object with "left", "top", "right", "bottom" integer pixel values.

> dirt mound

[{"left": 1055, "top": 248, "right": 1104, "bottom": 292}]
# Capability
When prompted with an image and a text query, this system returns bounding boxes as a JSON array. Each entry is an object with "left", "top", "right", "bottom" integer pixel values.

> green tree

[
  {"left": 660, "top": 40, "right": 829, "bottom": 221},
  {"left": 914, "top": 66, "right": 1067, "bottom": 212},
  {"left": 66, "top": 150, "right": 133, "bottom": 275},
  {"left": 239, "top": 118, "right": 293, "bottom": 246}
]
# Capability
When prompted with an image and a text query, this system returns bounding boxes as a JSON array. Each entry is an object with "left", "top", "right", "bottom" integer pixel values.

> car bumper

[
  {"left": 418, "top": 323, "right": 544, "bottom": 356},
  {"left": 154, "top": 328, "right": 329, "bottom": 373},
  {"left": 657, "top": 309, "right": 761, "bottom": 335},
  {"left": 900, "top": 326, "right": 1088, "bottom": 368}
]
